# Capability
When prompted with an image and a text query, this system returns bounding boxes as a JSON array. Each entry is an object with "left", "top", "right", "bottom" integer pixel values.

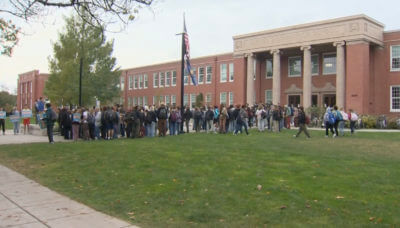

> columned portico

[
  {"left": 334, "top": 41, "right": 346, "bottom": 109},
  {"left": 271, "top": 49, "right": 281, "bottom": 105},
  {"left": 246, "top": 53, "right": 255, "bottom": 105},
  {"left": 301, "top": 45, "right": 312, "bottom": 109}
]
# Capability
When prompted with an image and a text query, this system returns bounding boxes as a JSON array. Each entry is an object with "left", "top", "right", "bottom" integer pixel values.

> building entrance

[
  {"left": 288, "top": 95, "right": 301, "bottom": 107},
  {"left": 323, "top": 94, "right": 336, "bottom": 107}
]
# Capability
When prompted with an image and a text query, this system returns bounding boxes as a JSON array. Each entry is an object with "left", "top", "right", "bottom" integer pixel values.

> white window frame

[
  {"left": 171, "top": 95, "right": 176, "bottom": 106},
  {"left": 165, "top": 71, "right": 170, "bottom": 87},
  {"left": 172, "top": 71, "right": 177, "bottom": 86},
  {"left": 159, "top": 72, "right": 164, "bottom": 87},
  {"left": 143, "top": 96, "right": 148, "bottom": 106},
  {"left": 311, "top": 54, "right": 319, "bottom": 76},
  {"left": 391, "top": 45, "right": 400, "bottom": 72},
  {"left": 138, "top": 75, "right": 143, "bottom": 89},
  {"left": 266, "top": 59, "right": 273, "bottom": 79},
  {"left": 206, "top": 66, "right": 212, "bottom": 84},
  {"left": 153, "top": 73, "right": 158, "bottom": 88},
  {"left": 198, "top": 67, "right": 204, "bottom": 85},
  {"left": 152, "top": 96, "right": 157, "bottom": 105},
  {"left": 220, "top": 63, "right": 227, "bottom": 83},
  {"left": 220, "top": 92, "right": 227, "bottom": 105},
  {"left": 134, "top": 75, "right": 138, "bottom": 89},
  {"left": 184, "top": 94, "right": 189, "bottom": 106},
  {"left": 129, "top": 75, "right": 133, "bottom": 90},
  {"left": 190, "top": 94, "right": 196, "bottom": 108},
  {"left": 206, "top": 93, "right": 211, "bottom": 104},
  {"left": 322, "top": 52, "right": 337, "bottom": 75},
  {"left": 229, "top": 92, "right": 234, "bottom": 106},
  {"left": 120, "top": 76, "right": 125, "bottom": 91},
  {"left": 390, "top": 85, "right": 400, "bottom": 112},
  {"left": 166, "top": 95, "right": 170, "bottom": 105},
  {"left": 133, "top": 97, "right": 137, "bottom": 106},
  {"left": 229, "top": 63, "right": 234, "bottom": 82},
  {"left": 288, "top": 56, "right": 302, "bottom": 77},
  {"left": 184, "top": 69, "right": 189, "bottom": 86},
  {"left": 265, "top": 90, "right": 273, "bottom": 104},
  {"left": 144, "top": 74, "right": 148, "bottom": 89}
]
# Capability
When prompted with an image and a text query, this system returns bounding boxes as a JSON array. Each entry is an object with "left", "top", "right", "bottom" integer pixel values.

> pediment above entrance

[
  {"left": 312, "top": 82, "right": 336, "bottom": 93},
  {"left": 285, "top": 84, "right": 302, "bottom": 94}
]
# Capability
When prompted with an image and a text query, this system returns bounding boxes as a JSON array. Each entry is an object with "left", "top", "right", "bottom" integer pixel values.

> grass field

[{"left": 0, "top": 130, "right": 399, "bottom": 227}]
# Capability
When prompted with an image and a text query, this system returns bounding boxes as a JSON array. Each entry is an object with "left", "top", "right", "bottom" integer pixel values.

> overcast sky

[{"left": 1, "top": 0, "right": 400, "bottom": 93}]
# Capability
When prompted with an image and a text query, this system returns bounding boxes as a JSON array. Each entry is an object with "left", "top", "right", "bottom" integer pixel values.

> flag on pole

[{"left": 184, "top": 16, "right": 198, "bottom": 86}]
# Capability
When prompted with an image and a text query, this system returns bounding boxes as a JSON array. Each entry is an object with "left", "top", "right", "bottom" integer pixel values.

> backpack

[
  {"left": 145, "top": 112, "right": 153, "bottom": 123},
  {"left": 328, "top": 112, "right": 336, "bottom": 125},
  {"left": 335, "top": 111, "right": 343, "bottom": 121},
  {"left": 87, "top": 113, "right": 95, "bottom": 124},
  {"left": 51, "top": 109, "right": 57, "bottom": 121},
  {"left": 261, "top": 111, "right": 267, "bottom": 119},
  {"left": 105, "top": 110, "right": 113, "bottom": 122},
  {"left": 159, "top": 108, "right": 167, "bottom": 119},
  {"left": 195, "top": 111, "right": 202, "bottom": 119},
  {"left": 350, "top": 113, "right": 358, "bottom": 121},
  {"left": 170, "top": 111, "right": 178, "bottom": 122}
]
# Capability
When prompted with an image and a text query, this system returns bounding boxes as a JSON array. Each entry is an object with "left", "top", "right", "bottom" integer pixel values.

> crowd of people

[{"left": 0, "top": 97, "right": 360, "bottom": 144}]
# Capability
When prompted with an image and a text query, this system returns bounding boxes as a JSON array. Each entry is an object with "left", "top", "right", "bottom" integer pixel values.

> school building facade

[{"left": 120, "top": 14, "right": 400, "bottom": 116}]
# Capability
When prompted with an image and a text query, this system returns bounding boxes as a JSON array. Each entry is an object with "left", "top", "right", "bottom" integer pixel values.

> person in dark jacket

[
  {"left": 294, "top": 106, "right": 310, "bottom": 138},
  {"left": 157, "top": 104, "right": 168, "bottom": 137},
  {"left": 183, "top": 106, "right": 192, "bottom": 133},
  {"left": 44, "top": 103, "right": 55, "bottom": 144}
]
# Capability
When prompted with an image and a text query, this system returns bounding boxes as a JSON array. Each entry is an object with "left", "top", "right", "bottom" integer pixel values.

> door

[
  {"left": 323, "top": 94, "right": 336, "bottom": 107},
  {"left": 288, "top": 95, "right": 301, "bottom": 107}
]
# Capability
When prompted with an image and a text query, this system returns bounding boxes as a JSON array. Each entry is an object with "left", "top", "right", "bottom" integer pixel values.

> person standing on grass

[
  {"left": 333, "top": 106, "right": 342, "bottom": 137},
  {"left": 324, "top": 107, "right": 335, "bottom": 138},
  {"left": 219, "top": 105, "right": 228, "bottom": 134},
  {"left": 205, "top": 106, "right": 214, "bottom": 133},
  {"left": 272, "top": 105, "right": 280, "bottom": 133},
  {"left": 0, "top": 107, "right": 6, "bottom": 135},
  {"left": 71, "top": 109, "right": 81, "bottom": 141},
  {"left": 339, "top": 107, "right": 348, "bottom": 136},
  {"left": 44, "top": 103, "right": 56, "bottom": 144},
  {"left": 22, "top": 105, "right": 31, "bottom": 135},
  {"left": 193, "top": 107, "right": 202, "bottom": 133},
  {"left": 256, "top": 104, "right": 266, "bottom": 132},
  {"left": 11, "top": 107, "right": 20, "bottom": 135},
  {"left": 157, "top": 103, "right": 168, "bottom": 137},
  {"left": 348, "top": 109, "right": 358, "bottom": 135},
  {"left": 183, "top": 106, "right": 192, "bottom": 133},
  {"left": 234, "top": 105, "right": 249, "bottom": 135},
  {"left": 294, "top": 106, "right": 310, "bottom": 138}
]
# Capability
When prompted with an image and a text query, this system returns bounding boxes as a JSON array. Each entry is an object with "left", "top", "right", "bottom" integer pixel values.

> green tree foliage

[
  {"left": 196, "top": 93, "right": 204, "bottom": 108},
  {"left": 0, "top": 18, "right": 19, "bottom": 56},
  {"left": 0, "top": 90, "right": 17, "bottom": 112},
  {"left": 45, "top": 14, "right": 120, "bottom": 107}
]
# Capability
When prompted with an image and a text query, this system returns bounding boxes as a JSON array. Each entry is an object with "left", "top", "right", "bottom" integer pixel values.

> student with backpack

[
  {"left": 44, "top": 103, "right": 57, "bottom": 144},
  {"left": 323, "top": 107, "right": 336, "bottom": 138},
  {"left": 169, "top": 107, "right": 178, "bottom": 136},
  {"left": 157, "top": 103, "right": 168, "bottom": 137},
  {"left": 348, "top": 109, "right": 358, "bottom": 135},
  {"left": 205, "top": 106, "right": 215, "bottom": 133},
  {"left": 183, "top": 106, "right": 192, "bottom": 133},
  {"left": 333, "top": 106, "right": 343, "bottom": 137}
]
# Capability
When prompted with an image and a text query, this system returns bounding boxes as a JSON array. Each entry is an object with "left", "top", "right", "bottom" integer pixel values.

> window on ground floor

[
  {"left": 391, "top": 86, "right": 400, "bottom": 112},
  {"left": 312, "top": 94, "right": 318, "bottom": 106},
  {"left": 220, "top": 92, "right": 227, "bottom": 105},
  {"left": 288, "top": 95, "right": 301, "bottom": 107},
  {"left": 265, "top": 90, "right": 272, "bottom": 104}
]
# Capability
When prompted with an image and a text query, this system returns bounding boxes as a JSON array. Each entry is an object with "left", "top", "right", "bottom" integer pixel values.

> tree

[
  {"left": 45, "top": 13, "right": 120, "bottom": 107},
  {"left": 0, "top": 90, "right": 17, "bottom": 112},
  {"left": 0, "top": 0, "right": 154, "bottom": 56},
  {"left": 195, "top": 93, "right": 204, "bottom": 108}
]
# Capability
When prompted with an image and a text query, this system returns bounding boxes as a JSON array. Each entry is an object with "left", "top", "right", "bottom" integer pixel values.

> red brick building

[
  {"left": 120, "top": 15, "right": 400, "bottom": 116},
  {"left": 16, "top": 70, "right": 49, "bottom": 111},
  {"left": 18, "top": 15, "right": 400, "bottom": 116}
]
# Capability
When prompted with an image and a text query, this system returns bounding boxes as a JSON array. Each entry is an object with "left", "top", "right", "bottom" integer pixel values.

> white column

[
  {"left": 301, "top": 45, "right": 312, "bottom": 109},
  {"left": 334, "top": 41, "right": 346, "bottom": 109},
  {"left": 271, "top": 49, "right": 281, "bottom": 105},
  {"left": 246, "top": 53, "right": 255, "bottom": 105}
]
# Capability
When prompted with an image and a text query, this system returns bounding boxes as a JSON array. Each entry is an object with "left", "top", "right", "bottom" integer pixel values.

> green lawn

[{"left": 0, "top": 130, "right": 399, "bottom": 227}]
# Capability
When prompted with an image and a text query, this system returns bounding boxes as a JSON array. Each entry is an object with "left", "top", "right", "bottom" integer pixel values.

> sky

[{"left": 1, "top": 0, "right": 400, "bottom": 94}]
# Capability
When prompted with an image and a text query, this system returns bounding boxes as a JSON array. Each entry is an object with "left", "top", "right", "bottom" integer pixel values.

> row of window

[
  {"left": 265, "top": 53, "right": 337, "bottom": 78},
  {"left": 153, "top": 71, "right": 178, "bottom": 88},
  {"left": 20, "top": 82, "right": 32, "bottom": 94}
]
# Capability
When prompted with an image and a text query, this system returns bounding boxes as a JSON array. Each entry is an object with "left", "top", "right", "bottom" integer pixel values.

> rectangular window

[
  {"left": 265, "top": 90, "right": 273, "bottom": 104},
  {"left": 144, "top": 74, "right": 148, "bottom": 88},
  {"left": 391, "top": 46, "right": 400, "bottom": 71},
  {"left": 134, "top": 76, "right": 138, "bottom": 89},
  {"left": 229, "top": 92, "right": 234, "bottom": 106},
  {"left": 139, "top": 75, "right": 143, "bottom": 89},
  {"left": 160, "top": 95, "right": 165, "bottom": 104},
  {"left": 206, "top": 66, "right": 212, "bottom": 84},
  {"left": 166, "top": 95, "right": 170, "bottom": 105},
  {"left": 129, "top": 75, "right": 133, "bottom": 90},
  {"left": 206, "top": 93, "right": 211, "bottom": 104},
  {"left": 312, "top": 54, "right": 319, "bottom": 75},
  {"left": 229, "top": 63, "right": 234, "bottom": 82},
  {"left": 128, "top": 97, "right": 132, "bottom": 108},
  {"left": 142, "top": 96, "right": 147, "bottom": 106},
  {"left": 220, "top": 64, "right": 227, "bottom": 82},
  {"left": 120, "top": 77, "right": 125, "bottom": 91},
  {"left": 220, "top": 92, "right": 227, "bottom": 105},
  {"left": 323, "top": 53, "right": 337, "bottom": 75},
  {"left": 139, "top": 97, "right": 143, "bottom": 106},
  {"left": 289, "top": 56, "right": 302, "bottom": 77},
  {"left": 198, "top": 67, "right": 204, "bottom": 84},
  {"left": 153, "top": 96, "right": 157, "bottom": 105},
  {"left": 184, "top": 94, "right": 189, "bottom": 106},
  {"left": 172, "top": 71, "right": 177, "bottom": 86},
  {"left": 171, "top": 95, "right": 176, "bottom": 107},
  {"left": 165, "top": 71, "right": 171, "bottom": 87},
  {"left": 266, "top": 59, "right": 273, "bottom": 78},
  {"left": 391, "top": 86, "right": 400, "bottom": 112},
  {"left": 153, "top": 73, "right": 158, "bottom": 88},
  {"left": 133, "top": 97, "right": 137, "bottom": 106},
  {"left": 159, "top": 72, "right": 165, "bottom": 87},
  {"left": 190, "top": 94, "right": 196, "bottom": 108}
]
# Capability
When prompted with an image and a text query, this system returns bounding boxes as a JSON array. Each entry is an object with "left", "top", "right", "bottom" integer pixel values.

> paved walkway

[
  {"left": 0, "top": 130, "right": 69, "bottom": 145},
  {"left": 0, "top": 165, "right": 137, "bottom": 228}
]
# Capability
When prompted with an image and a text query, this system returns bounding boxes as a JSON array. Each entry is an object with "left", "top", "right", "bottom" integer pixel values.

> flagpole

[{"left": 180, "top": 14, "right": 185, "bottom": 133}]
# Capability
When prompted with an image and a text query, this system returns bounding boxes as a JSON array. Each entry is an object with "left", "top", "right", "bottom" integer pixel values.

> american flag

[{"left": 184, "top": 17, "right": 198, "bottom": 86}]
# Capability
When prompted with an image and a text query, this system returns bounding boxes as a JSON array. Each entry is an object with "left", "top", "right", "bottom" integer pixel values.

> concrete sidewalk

[
  {"left": 0, "top": 130, "right": 68, "bottom": 145},
  {"left": 0, "top": 165, "right": 137, "bottom": 228}
]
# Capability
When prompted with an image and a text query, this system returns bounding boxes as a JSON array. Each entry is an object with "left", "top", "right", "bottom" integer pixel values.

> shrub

[{"left": 360, "top": 115, "right": 377, "bottom": 129}]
